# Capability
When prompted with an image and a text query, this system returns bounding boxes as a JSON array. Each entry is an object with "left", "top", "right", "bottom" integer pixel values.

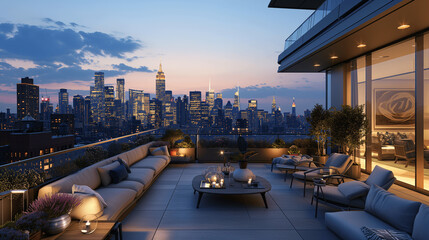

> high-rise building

[
  {"left": 272, "top": 96, "right": 276, "bottom": 114},
  {"left": 200, "top": 101, "right": 210, "bottom": 127},
  {"left": 143, "top": 93, "right": 150, "bottom": 116},
  {"left": 176, "top": 95, "right": 189, "bottom": 126},
  {"left": 232, "top": 87, "right": 240, "bottom": 120},
  {"left": 116, "top": 78, "right": 125, "bottom": 119},
  {"left": 206, "top": 82, "right": 215, "bottom": 113},
  {"left": 58, "top": 89, "right": 68, "bottom": 114},
  {"left": 90, "top": 72, "right": 105, "bottom": 124},
  {"left": 156, "top": 63, "right": 165, "bottom": 103},
  {"left": 292, "top": 97, "right": 296, "bottom": 117},
  {"left": 73, "top": 95, "right": 85, "bottom": 124},
  {"left": 104, "top": 86, "right": 115, "bottom": 120},
  {"left": 149, "top": 99, "right": 162, "bottom": 128},
  {"left": 189, "top": 91, "right": 201, "bottom": 126},
  {"left": 84, "top": 96, "right": 91, "bottom": 126},
  {"left": 248, "top": 99, "right": 257, "bottom": 110},
  {"left": 40, "top": 97, "right": 52, "bottom": 130},
  {"left": 224, "top": 101, "right": 233, "bottom": 119},
  {"left": 164, "top": 90, "right": 174, "bottom": 126},
  {"left": 247, "top": 99, "right": 258, "bottom": 133},
  {"left": 214, "top": 93, "right": 223, "bottom": 110},
  {"left": 129, "top": 89, "right": 144, "bottom": 121},
  {"left": 17, "top": 77, "right": 39, "bottom": 120}
]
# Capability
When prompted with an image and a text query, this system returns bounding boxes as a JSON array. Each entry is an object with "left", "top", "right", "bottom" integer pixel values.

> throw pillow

[
  {"left": 412, "top": 204, "right": 429, "bottom": 240},
  {"left": 109, "top": 164, "right": 129, "bottom": 184},
  {"left": 150, "top": 145, "right": 169, "bottom": 156},
  {"left": 338, "top": 181, "right": 370, "bottom": 199},
  {"left": 97, "top": 161, "right": 120, "bottom": 186},
  {"left": 72, "top": 184, "right": 107, "bottom": 207},
  {"left": 361, "top": 226, "right": 412, "bottom": 240},
  {"left": 70, "top": 192, "right": 104, "bottom": 220},
  {"left": 365, "top": 185, "right": 421, "bottom": 234},
  {"left": 116, "top": 157, "right": 131, "bottom": 173}
]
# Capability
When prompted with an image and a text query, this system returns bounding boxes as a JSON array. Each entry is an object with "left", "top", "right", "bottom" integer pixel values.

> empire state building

[{"left": 156, "top": 63, "right": 165, "bottom": 103}]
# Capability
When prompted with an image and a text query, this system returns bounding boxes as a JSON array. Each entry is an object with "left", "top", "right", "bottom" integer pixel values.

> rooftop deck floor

[{"left": 121, "top": 163, "right": 429, "bottom": 240}]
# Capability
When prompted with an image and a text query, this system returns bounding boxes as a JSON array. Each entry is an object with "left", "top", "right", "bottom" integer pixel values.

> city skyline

[{"left": 0, "top": 0, "right": 324, "bottom": 114}]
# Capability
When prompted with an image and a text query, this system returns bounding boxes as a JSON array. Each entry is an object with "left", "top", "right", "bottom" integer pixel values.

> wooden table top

[
  {"left": 192, "top": 175, "right": 271, "bottom": 195},
  {"left": 42, "top": 221, "right": 116, "bottom": 240}
]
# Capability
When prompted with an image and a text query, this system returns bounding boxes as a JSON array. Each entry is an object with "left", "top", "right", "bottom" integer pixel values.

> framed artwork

[{"left": 374, "top": 88, "right": 415, "bottom": 129}]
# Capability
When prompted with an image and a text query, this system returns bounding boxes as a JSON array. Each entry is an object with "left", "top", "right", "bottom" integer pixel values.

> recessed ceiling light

[
  {"left": 357, "top": 43, "right": 366, "bottom": 48},
  {"left": 379, "top": 55, "right": 389, "bottom": 59},
  {"left": 314, "top": 64, "right": 320, "bottom": 67},
  {"left": 397, "top": 24, "right": 410, "bottom": 30},
  {"left": 330, "top": 56, "right": 338, "bottom": 59}
]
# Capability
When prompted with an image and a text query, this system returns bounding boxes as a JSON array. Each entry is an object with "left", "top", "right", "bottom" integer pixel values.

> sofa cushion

[
  {"left": 315, "top": 185, "right": 365, "bottom": 209},
  {"left": 97, "top": 161, "right": 121, "bottom": 186},
  {"left": 105, "top": 180, "right": 144, "bottom": 196},
  {"left": 150, "top": 145, "right": 170, "bottom": 157},
  {"left": 325, "top": 211, "right": 398, "bottom": 240},
  {"left": 360, "top": 227, "right": 412, "bottom": 240},
  {"left": 365, "top": 165, "right": 394, "bottom": 189},
  {"left": 127, "top": 168, "right": 155, "bottom": 188},
  {"left": 96, "top": 188, "right": 136, "bottom": 220},
  {"left": 412, "top": 204, "right": 429, "bottom": 240},
  {"left": 116, "top": 158, "right": 131, "bottom": 173},
  {"left": 116, "top": 152, "right": 130, "bottom": 166},
  {"left": 72, "top": 184, "right": 107, "bottom": 207},
  {"left": 338, "top": 181, "right": 370, "bottom": 200},
  {"left": 365, "top": 185, "right": 421, "bottom": 234},
  {"left": 126, "top": 148, "right": 143, "bottom": 166},
  {"left": 109, "top": 164, "right": 129, "bottom": 184},
  {"left": 131, "top": 157, "right": 166, "bottom": 174},
  {"left": 70, "top": 193, "right": 104, "bottom": 220}
]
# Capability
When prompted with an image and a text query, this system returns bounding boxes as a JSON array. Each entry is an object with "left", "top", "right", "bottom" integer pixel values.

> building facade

[{"left": 17, "top": 77, "right": 39, "bottom": 120}]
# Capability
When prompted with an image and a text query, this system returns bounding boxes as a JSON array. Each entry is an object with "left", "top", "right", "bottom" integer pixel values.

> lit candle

[
  {"left": 220, "top": 179, "right": 224, "bottom": 187},
  {"left": 213, "top": 176, "right": 217, "bottom": 182},
  {"left": 215, "top": 183, "right": 220, "bottom": 188},
  {"left": 248, "top": 178, "right": 252, "bottom": 185},
  {"left": 86, "top": 220, "right": 90, "bottom": 231}
]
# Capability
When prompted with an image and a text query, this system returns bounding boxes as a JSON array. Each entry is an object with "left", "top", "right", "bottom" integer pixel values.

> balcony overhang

[
  {"left": 268, "top": 0, "right": 325, "bottom": 10},
  {"left": 277, "top": 0, "right": 429, "bottom": 72}
]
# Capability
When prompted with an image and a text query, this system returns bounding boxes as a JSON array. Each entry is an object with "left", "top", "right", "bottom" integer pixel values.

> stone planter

[
  {"left": 347, "top": 164, "right": 361, "bottom": 179},
  {"left": 44, "top": 214, "right": 71, "bottom": 235}
]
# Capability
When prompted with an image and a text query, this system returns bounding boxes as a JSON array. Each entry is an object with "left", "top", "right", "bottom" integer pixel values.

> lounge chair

[{"left": 290, "top": 153, "right": 353, "bottom": 197}]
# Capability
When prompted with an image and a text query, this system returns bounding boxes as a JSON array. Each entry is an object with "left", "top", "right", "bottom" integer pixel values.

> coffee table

[{"left": 192, "top": 175, "right": 271, "bottom": 208}]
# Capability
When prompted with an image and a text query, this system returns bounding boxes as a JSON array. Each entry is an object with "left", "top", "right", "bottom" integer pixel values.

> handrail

[{"left": 0, "top": 129, "right": 158, "bottom": 169}]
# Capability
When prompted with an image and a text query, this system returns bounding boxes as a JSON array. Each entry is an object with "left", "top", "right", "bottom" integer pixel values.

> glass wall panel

[
  {"left": 371, "top": 38, "right": 415, "bottom": 186},
  {"left": 351, "top": 56, "right": 367, "bottom": 170},
  {"left": 423, "top": 33, "right": 429, "bottom": 190}
]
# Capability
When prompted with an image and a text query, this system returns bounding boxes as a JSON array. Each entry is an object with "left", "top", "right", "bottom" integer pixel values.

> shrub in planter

[
  {"left": 27, "top": 194, "right": 80, "bottom": 219},
  {"left": 0, "top": 168, "right": 45, "bottom": 193},
  {"left": 271, "top": 138, "right": 286, "bottom": 148},
  {"left": 107, "top": 142, "right": 123, "bottom": 157},
  {"left": 134, "top": 135, "right": 155, "bottom": 146},
  {"left": 161, "top": 129, "right": 184, "bottom": 147},
  {"left": 74, "top": 146, "right": 108, "bottom": 169},
  {"left": 0, "top": 228, "right": 28, "bottom": 240},
  {"left": 15, "top": 211, "right": 48, "bottom": 237},
  {"left": 288, "top": 145, "right": 301, "bottom": 155},
  {"left": 175, "top": 135, "right": 195, "bottom": 148},
  {"left": 308, "top": 104, "right": 331, "bottom": 156}
]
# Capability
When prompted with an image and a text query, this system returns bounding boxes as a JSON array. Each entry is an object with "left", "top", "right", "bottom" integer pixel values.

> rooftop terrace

[{"left": 120, "top": 163, "right": 429, "bottom": 240}]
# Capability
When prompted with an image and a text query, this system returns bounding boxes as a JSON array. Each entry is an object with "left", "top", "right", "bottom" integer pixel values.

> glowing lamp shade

[{"left": 397, "top": 24, "right": 410, "bottom": 30}]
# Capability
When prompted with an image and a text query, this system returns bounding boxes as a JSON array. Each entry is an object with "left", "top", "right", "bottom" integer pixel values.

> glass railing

[{"left": 284, "top": 0, "right": 344, "bottom": 50}]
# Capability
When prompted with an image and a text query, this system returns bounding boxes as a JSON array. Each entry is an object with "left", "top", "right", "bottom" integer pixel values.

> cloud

[{"left": 0, "top": 21, "right": 152, "bottom": 88}]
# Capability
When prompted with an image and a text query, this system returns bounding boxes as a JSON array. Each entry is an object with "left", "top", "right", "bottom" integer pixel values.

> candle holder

[{"left": 79, "top": 214, "right": 98, "bottom": 234}]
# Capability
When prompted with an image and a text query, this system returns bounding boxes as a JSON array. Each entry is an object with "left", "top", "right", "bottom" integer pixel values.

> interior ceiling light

[
  {"left": 330, "top": 56, "right": 338, "bottom": 59},
  {"left": 397, "top": 24, "right": 410, "bottom": 30},
  {"left": 357, "top": 43, "right": 366, "bottom": 48},
  {"left": 314, "top": 64, "right": 320, "bottom": 67}
]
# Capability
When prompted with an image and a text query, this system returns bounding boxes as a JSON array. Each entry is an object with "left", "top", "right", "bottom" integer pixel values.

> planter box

[
  {"left": 170, "top": 148, "right": 195, "bottom": 161},
  {"left": 197, "top": 148, "right": 298, "bottom": 163}
]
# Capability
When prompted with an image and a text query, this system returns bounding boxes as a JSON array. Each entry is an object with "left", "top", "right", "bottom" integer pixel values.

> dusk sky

[{"left": 0, "top": 0, "right": 325, "bottom": 114}]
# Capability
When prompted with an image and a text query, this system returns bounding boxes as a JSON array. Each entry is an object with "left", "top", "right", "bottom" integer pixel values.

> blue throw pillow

[
  {"left": 361, "top": 226, "right": 412, "bottom": 240},
  {"left": 338, "top": 181, "right": 370, "bottom": 200},
  {"left": 365, "top": 185, "right": 421, "bottom": 234},
  {"left": 109, "top": 164, "right": 128, "bottom": 184},
  {"left": 116, "top": 158, "right": 131, "bottom": 173},
  {"left": 412, "top": 204, "right": 429, "bottom": 240}
]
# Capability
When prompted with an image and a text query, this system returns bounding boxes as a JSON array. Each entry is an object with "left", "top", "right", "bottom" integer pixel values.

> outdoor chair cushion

[
  {"left": 326, "top": 211, "right": 398, "bottom": 240},
  {"left": 326, "top": 153, "right": 350, "bottom": 168},
  {"left": 70, "top": 193, "right": 104, "bottom": 220},
  {"left": 96, "top": 187, "right": 136, "bottom": 220},
  {"left": 127, "top": 168, "right": 156, "bottom": 187},
  {"left": 412, "top": 204, "right": 429, "bottom": 240},
  {"left": 365, "top": 185, "right": 421, "bottom": 234},
  {"left": 131, "top": 157, "right": 167, "bottom": 174},
  {"left": 97, "top": 161, "right": 121, "bottom": 186},
  {"left": 293, "top": 170, "right": 319, "bottom": 181},
  {"left": 365, "top": 165, "right": 394, "bottom": 189},
  {"left": 338, "top": 181, "right": 370, "bottom": 200},
  {"left": 315, "top": 185, "right": 365, "bottom": 208},
  {"left": 105, "top": 180, "right": 144, "bottom": 195}
]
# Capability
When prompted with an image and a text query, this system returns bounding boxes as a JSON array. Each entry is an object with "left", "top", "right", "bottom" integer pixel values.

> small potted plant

[
  {"left": 15, "top": 211, "right": 48, "bottom": 240},
  {"left": 27, "top": 193, "right": 80, "bottom": 235},
  {"left": 288, "top": 145, "right": 301, "bottom": 156}
]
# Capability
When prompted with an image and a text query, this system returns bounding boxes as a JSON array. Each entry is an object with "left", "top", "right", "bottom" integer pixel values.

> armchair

[{"left": 290, "top": 153, "right": 353, "bottom": 197}]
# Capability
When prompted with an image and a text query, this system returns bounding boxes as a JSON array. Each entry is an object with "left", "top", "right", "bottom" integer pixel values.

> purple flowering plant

[
  {"left": 0, "top": 227, "right": 28, "bottom": 240},
  {"left": 15, "top": 211, "right": 48, "bottom": 234},
  {"left": 28, "top": 193, "right": 81, "bottom": 218}
]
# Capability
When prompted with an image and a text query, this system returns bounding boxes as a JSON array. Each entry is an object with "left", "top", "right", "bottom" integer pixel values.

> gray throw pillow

[
  {"left": 361, "top": 226, "right": 412, "bottom": 240},
  {"left": 97, "top": 161, "right": 120, "bottom": 186},
  {"left": 365, "top": 185, "right": 421, "bottom": 234},
  {"left": 338, "top": 181, "right": 370, "bottom": 199},
  {"left": 412, "top": 204, "right": 429, "bottom": 240}
]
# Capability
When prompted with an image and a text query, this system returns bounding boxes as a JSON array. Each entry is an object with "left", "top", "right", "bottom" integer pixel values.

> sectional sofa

[{"left": 38, "top": 141, "right": 170, "bottom": 221}]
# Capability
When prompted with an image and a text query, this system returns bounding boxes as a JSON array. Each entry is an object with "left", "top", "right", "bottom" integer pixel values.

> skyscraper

[
  {"left": 84, "top": 96, "right": 91, "bottom": 126},
  {"left": 232, "top": 87, "right": 240, "bottom": 120},
  {"left": 58, "top": 89, "right": 68, "bottom": 114},
  {"left": 248, "top": 99, "right": 257, "bottom": 110},
  {"left": 272, "top": 96, "right": 276, "bottom": 114},
  {"left": 156, "top": 63, "right": 165, "bottom": 103},
  {"left": 206, "top": 81, "right": 215, "bottom": 113},
  {"left": 129, "top": 89, "right": 144, "bottom": 121},
  {"left": 214, "top": 93, "right": 223, "bottom": 110},
  {"left": 90, "top": 72, "right": 105, "bottom": 124},
  {"left": 164, "top": 90, "right": 174, "bottom": 126},
  {"left": 149, "top": 99, "right": 162, "bottom": 128},
  {"left": 143, "top": 93, "right": 150, "bottom": 116},
  {"left": 104, "top": 86, "right": 115, "bottom": 124},
  {"left": 224, "top": 101, "right": 233, "bottom": 119},
  {"left": 116, "top": 78, "right": 125, "bottom": 119},
  {"left": 40, "top": 96, "right": 52, "bottom": 130},
  {"left": 176, "top": 95, "right": 189, "bottom": 126},
  {"left": 292, "top": 97, "right": 296, "bottom": 117},
  {"left": 189, "top": 91, "right": 201, "bottom": 126},
  {"left": 73, "top": 95, "right": 85, "bottom": 124},
  {"left": 17, "top": 77, "right": 39, "bottom": 120}
]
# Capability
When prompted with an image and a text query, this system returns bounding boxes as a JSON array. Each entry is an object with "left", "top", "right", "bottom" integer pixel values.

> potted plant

[
  {"left": 232, "top": 136, "right": 258, "bottom": 181},
  {"left": 330, "top": 105, "right": 368, "bottom": 178},
  {"left": 271, "top": 138, "right": 286, "bottom": 148},
  {"left": 0, "top": 227, "right": 28, "bottom": 240},
  {"left": 288, "top": 145, "right": 301, "bottom": 156},
  {"left": 15, "top": 212, "right": 48, "bottom": 240},
  {"left": 27, "top": 193, "right": 81, "bottom": 235},
  {"left": 161, "top": 129, "right": 185, "bottom": 155},
  {"left": 308, "top": 104, "right": 331, "bottom": 164}
]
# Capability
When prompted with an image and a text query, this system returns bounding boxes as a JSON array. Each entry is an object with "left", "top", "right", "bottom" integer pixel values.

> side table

[
  {"left": 311, "top": 178, "right": 326, "bottom": 218},
  {"left": 43, "top": 221, "right": 122, "bottom": 240}
]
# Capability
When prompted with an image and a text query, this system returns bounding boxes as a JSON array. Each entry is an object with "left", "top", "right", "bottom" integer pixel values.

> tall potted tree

[
  {"left": 308, "top": 104, "right": 330, "bottom": 164},
  {"left": 330, "top": 105, "right": 368, "bottom": 178}
]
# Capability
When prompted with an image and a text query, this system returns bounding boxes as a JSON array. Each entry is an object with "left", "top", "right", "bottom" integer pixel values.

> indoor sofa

[{"left": 38, "top": 141, "right": 170, "bottom": 221}]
